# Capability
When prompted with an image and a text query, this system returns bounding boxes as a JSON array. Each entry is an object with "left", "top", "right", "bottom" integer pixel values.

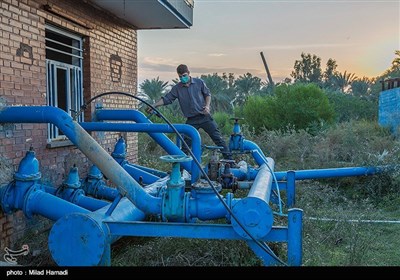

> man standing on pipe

[{"left": 147, "top": 64, "right": 232, "bottom": 160}]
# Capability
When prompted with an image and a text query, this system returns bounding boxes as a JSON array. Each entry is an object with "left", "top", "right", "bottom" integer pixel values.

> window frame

[{"left": 45, "top": 24, "right": 84, "bottom": 144}]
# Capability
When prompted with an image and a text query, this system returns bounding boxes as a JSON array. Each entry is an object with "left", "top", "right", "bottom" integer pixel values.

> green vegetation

[{"left": 243, "top": 83, "right": 335, "bottom": 132}]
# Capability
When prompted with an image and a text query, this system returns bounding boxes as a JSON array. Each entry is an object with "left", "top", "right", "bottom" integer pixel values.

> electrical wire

[
  {"left": 252, "top": 150, "right": 285, "bottom": 216},
  {"left": 79, "top": 91, "right": 288, "bottom": 266}
]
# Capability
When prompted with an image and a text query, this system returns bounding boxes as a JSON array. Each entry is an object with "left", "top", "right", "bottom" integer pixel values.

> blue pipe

[
  {"left": 242, "top": 140, "right": 269, "bottom": 166},
  {"left": 82, "top": 175, "right": 168, "bottom": 202},
  {"left": 231, "top": 162, "right": 274, "bottom": 239},
  {"left": 129, "top": 163, "right": 168, "bottom": 178},
  {"left": 82, "top": 179, "right": 119, "bottom": 201},
  {"left": 26, "top": 189, "right": 90, "bottom": 221},
  {"left": 229, "top": 166, "right": 380, "bottom": 183},
  {"left": 95, "top": 109, "right": 195, "bottom": 172},
  {"left": 55, "top": 166, "right": 110, "bottom": 211},
  {"left": 80, "top": 122, "right": 202, "bottom": 183},
  {"left": 56, "top": 187, "right": 109, "bottom": 211},
  {"left": 48, "top": 197, "right": 146, "bottom": 266},
  {"left": 110, "top": 137, "right": 163, "bottom": 184},
  {"left": 120, "top": 161, "right": 161, "bottom": 184},
  {"left": 1, "top": 181, "right": 90, "bottom": 221},
  {"left": 0, "top": 106, "right": 162, "bottom": 215},
  {"left": 44, "top": 185, "right": 57, "bottom": 195},
  {"left": 274, "top": 166, "right": 380, "bottom": 181},
  {"left": 81, "top": 165, "right": 120, "bottom": 201},
  {"left": 187, "top": 191, "right": 238, "bottom": 221}
]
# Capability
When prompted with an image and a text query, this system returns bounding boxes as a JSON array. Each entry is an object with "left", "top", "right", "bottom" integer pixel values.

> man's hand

[{"left": 202, "top": 105, "right": 210, "bottom": 115}]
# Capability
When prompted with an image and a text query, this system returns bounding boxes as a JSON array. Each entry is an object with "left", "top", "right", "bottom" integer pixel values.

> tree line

[{"left": 139, "top": 50, "right": 400, "bottom": 133}]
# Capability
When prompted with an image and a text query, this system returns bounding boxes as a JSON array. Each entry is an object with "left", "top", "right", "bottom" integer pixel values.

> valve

[
  {"left": 159, "top": 155, "right": 192, "bottom": 222},
  {"left": 159, "top": 155, "right": 192, "bottom": 185},
  {"left": 111, "top": 136, "right": 127, "bottom": 161},
  {"left": 219, "top": 159, "right": 238, "bottom": 191},
  {"left": 230, "top": 117, "right": 244, "bottom": 135},
  {"left": 203, "top": 145, "right": 224, "bottom": 181},
  {"left": 229, "top": 117, "right": 245, "bottom": 151}
]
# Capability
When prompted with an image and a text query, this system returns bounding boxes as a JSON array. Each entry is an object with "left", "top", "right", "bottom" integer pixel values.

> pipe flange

[
  {"left": 231, "top": 197, "right": 273, "bottom": 240},
  {"left": 70, "top": 189, "right": 85, "bottom": 204},
  {"left": 23, "top": 185, "right": 44, "bottom": 219},
  {"left": 0, "top": 182, "right": 14, "bottom": 214},
  {"left": 14, "top": 171, "right": 41, "bottom": 182},
  {"left": 184, "top": 192, "right": 196, "bottom": 223},
  {"left": 48, "top": 213, "right": 107, "bottom": 266}
]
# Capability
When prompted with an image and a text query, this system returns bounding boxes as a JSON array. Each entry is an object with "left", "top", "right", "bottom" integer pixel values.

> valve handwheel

[{"left": 159, "top": 154, "right": 192, "bottom": 163}]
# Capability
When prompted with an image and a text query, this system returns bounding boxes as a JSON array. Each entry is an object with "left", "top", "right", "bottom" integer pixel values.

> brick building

[{"left": 0, "top": 0, "right": 193, "bottom": 251}]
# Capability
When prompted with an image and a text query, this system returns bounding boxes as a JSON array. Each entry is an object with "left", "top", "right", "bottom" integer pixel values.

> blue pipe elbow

[{"left": 80, "top": 121, "right": 202, "bottom": 183}]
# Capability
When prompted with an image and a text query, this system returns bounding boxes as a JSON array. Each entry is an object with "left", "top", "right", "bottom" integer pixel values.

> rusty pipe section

[{"left": 0, "top": 106, "right": 162, "bottom": 214}]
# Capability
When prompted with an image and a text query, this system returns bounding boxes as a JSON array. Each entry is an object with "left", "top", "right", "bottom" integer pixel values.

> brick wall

[{"left": 0, "top": 0, "right": 138, "bottom": 251}]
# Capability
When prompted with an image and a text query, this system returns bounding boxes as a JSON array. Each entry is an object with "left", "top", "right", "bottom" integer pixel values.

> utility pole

[{"left": 260, "top": 51, "right": 275, "bottom": 88}]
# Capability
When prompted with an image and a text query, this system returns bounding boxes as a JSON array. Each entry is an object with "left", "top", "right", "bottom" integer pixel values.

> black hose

[{"left": 79, "top": 91, "right": 288, "bottom": 266}]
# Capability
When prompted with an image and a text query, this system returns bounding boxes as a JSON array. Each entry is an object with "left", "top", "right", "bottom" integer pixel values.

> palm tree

[
  {"left": 351, "top": 77, "right": 372, "bottom": 97},
  {"left": 234, "top": 73, "right": 265, "bottom": 106},
  {"left": 139, "top": 77, "right": 168, "bottom": 103},
  {"left": 200, "top": 73, "right": 234, "bottom": 113},
  {"left": 332, "top": 71, "right": 357, "bottom": 92},
  {"left": 391, "top": 50, "right": 400, "bottom": 71}
]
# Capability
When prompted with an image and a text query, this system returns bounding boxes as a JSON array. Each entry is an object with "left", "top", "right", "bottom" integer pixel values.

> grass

[{"left": 111, "top": 237, "right": 262, "bottom": 266}]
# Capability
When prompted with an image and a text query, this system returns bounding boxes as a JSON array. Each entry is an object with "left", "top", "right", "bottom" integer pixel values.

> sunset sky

[{"left": 137, "top": 0, "right": 400, "bottom": 86}]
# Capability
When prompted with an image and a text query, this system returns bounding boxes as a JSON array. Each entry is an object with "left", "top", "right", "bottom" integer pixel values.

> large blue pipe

[
  {"left": 231, "top": 162, "right": 274, "bottom": 239},
  {"left": 26, "top": 190, "right": 90, "bottom": 221},
  {"left": 0, "top": 106, "right": 162, "bottom": 215},
  {"left": 95, "top": 109, "right": 197, "bottom": 172},
  {"left": 80, "top": 122, "right": 202, "bottom": 183},
  {"left": 49, "top": 198, "right": 146, "bottom": 266},
  {"left": 1, "top": 181, "right": 90, "bottom": 221}
]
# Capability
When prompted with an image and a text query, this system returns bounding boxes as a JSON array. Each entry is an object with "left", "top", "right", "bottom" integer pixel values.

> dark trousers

[{"left": 182, "top": 114, "right": 231, "bottom": 159}]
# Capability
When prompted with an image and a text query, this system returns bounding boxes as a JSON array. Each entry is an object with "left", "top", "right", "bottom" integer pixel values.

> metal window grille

[{"left": 45, "top": 25, "right": 83, "bottom": 141}]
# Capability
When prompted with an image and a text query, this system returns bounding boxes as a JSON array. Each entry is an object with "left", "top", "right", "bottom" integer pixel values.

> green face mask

[{"left": 180, "top": 75, "right": 190, "bottom": 84}]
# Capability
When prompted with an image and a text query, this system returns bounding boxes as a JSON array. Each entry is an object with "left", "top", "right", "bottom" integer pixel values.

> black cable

[{"left": 80, "top": 91, "right": 288, "bottom": 266}]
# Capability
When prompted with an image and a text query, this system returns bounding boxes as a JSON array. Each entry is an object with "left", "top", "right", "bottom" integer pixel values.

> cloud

[
  {"left": 138, "top": 56, "right": 292, "bottom": 82},
  {"left": 190, "top": 66, "right": 261, "bottom": 75},
  {"left": 139, "top": 57, "right": 178, "bottom": 72},
  {"left": 139, "top": 57, "right": 258, "bottom": 75},
  {"left": 208, "top": 53, "right": 226, "bottom": 57},
  {"left": 243, "top": 43, "right": 356, "bottom": 51}
]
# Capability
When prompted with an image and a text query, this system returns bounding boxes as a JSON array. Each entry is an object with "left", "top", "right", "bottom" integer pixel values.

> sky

[{"left": 137, "top": 0, "right": 400, "bottom": 86}]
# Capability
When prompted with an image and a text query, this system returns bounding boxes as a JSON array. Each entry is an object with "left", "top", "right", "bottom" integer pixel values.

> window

[{"left": 45, "top": 25, "right": 83, "bottom": 142}]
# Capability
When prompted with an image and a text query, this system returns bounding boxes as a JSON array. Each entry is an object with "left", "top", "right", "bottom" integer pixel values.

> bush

[
  {"left": 242, "top": 83, "right": 335, "bottom": 133},
  {"left": 213, "top": 111, "right": 234, "bottom": 136},
  {"left": 271, "top": 83, "right": 335, "bottom": 131},
  {"left": 326, "top": 91, "right": 378, "bottom": 123},
  {"left": 242, "top": 95, "right": 272, "bottom": 133}
]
